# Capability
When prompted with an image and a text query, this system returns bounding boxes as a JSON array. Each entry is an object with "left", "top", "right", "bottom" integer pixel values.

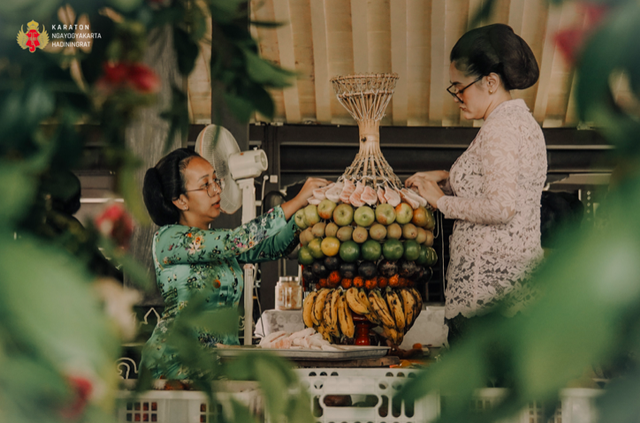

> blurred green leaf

[
  {"left": 118, "top": 153, "right": 150, "bottom": 224},
  {"left": 229, "top": 398, "right": 259, "bottom": 423},
  {"left": 254, "top": 355, "right": 289, "bottom": 419},
  {"left": 243, "top": 49, "right": 295, "bottom": 88},
  {"left": 222, "top": 91, "right": 255, "bottom": 122},
  {"left": 107, "top": 0, "right": 143, "bottom": 13},
  {"left": 173, "top": 26, "right": 200, "bottom": 75},
  {"left": 0, "top": 163, "right": 38, "bottom": 226},
  {"left": 160, "top": 85, "right": 189, "bottom": 154}
]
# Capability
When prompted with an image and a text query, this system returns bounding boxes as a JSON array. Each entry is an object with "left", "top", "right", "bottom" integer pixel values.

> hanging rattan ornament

[{"left": 331, "top": 73, "right": 402, "bottom": 190}]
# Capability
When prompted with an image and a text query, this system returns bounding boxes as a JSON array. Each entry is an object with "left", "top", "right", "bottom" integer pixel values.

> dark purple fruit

[
  {"left": 302, "top": 266, "right": 318, "bottom": 284},
  {"left": 398, "top": 259, "right": 418, "bottom": 279},
  {"left": 378, "top": 259, "right": 398, "bottom": 278},
  {"left": 339, "top": 262, "right": 357, "bottom": 279},
  {"left": 324, "top": 256, "right": 341, "bottom": 271},
  {"left": 358, "top": 261, "right": 378, "bottom": 279},
  {"left": 311, "top": 260, "right": 329, "bottom": 278}
]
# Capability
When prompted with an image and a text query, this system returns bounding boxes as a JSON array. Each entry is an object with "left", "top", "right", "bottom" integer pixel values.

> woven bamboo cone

[{"left": 331, "top": 73, "right": 402, "bottom": 189}]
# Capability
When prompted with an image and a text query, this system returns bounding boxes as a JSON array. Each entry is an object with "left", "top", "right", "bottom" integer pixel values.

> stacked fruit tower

[{"left": 294, "top": 73, "right": 438, "bottom": 347}]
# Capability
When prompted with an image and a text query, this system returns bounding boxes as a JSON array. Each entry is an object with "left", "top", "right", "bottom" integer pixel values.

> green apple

[
  {"left": 369, "top": 223, "right": 387, "bottom": 241},
  {"left": 317, "top": 199, "right": 337, "bottom": 220},
  {"left": 375, "top": 203, "right": 396, "bottom": 225},
  {"left": 354, "top": 205, "right": 375, "bottom": 227},
  {"left": 387, "top": 223, "right": 402, "bottom": 239},
  {"left": 294, "top": 209, "right": 308, "bottom": 229},
  {"left": 395, "top": 202, "right": 414, "bottom": 224},
  {"left": 308, "top": 237, "right": 325, "bottom": 259},
  {"left": 336, "top": 226, "right": 354, "bottom": 242},
  {"left": 325, "top": 222, "right": 339, "bottom": 237},
  {"left": 304, "top": 204, "right": 321, "bottom": 226},
  {"left": 333, "top": 203, "right": 354, "bottom": 226}
]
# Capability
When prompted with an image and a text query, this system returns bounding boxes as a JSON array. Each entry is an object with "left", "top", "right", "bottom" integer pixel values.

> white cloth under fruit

[
  {"left": 436, "top": 99, "right": 547, "bottom": 319},
  {"left": 255, "top": 310, "right": 304, "bottom": 338}
]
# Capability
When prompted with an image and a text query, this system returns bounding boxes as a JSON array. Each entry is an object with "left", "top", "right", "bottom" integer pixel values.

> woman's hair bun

[
  {"left": 450, "top": 23, "right": 539, "bottom": 91},
  {"left": 142, "top": 148, "right": 200, "bottom": 226},
  {"left": 143, "top": 167, "right": 179, "bottom": 226}
]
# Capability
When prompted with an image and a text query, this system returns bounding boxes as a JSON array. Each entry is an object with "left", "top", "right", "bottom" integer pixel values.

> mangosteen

[
  {"left": 311, "top": 260, "right": 329, "bottom": 278},
  {"left": 358, "top": 261, "right": 378, "bottom": 279},
  {"left": 378, "top": 259, "right": 398, "bottom": 278},
  {"left": 302, "top": 266, "right": 318, "bottom": 284},
  {"left": 399, "top": 259, "right": 418, "bottom": 279},
  {"left": 339, "top": 262, "right": 357, "bottom": 279},
  {"left": 324, "top": 256, "right": 341, "bottom": 271}
]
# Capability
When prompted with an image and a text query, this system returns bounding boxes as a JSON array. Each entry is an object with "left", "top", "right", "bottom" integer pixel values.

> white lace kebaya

[{"left": 436, "top": 99, "right": 547, "bottom": 319}]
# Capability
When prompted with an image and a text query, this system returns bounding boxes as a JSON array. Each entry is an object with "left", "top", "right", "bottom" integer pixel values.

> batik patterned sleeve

[
  {"left": 237, "top": 217, "right": 300, "bottom": 263},
  {"left": 154, "top": 206, "right": 290, "bottom": 267}
]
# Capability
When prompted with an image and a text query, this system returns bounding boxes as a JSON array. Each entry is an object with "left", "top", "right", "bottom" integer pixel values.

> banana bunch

[
  {"left": 302, "top": 288, "right": 355, "bottom": 342},
  {"left": 302, "top": 287, "right": 423, "bottom": 346}
]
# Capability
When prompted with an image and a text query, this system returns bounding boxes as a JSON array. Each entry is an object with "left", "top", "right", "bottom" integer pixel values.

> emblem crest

[{"left": 17, "top": 20, "right": 49, "bottom": 53}]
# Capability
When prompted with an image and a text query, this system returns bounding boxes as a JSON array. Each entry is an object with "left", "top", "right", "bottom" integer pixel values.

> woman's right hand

[
  {"left": 405, "top": 170, "right": 449, "bottom": 188},
  {"left": 281, "top": 177, "right": 331, "bottom": 219}
]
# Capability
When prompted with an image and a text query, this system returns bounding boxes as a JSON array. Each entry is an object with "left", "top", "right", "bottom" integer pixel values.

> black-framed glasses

[
  {"left": 185, "top": 178, "right": 225, "bottom": 197},
  {"left": 446, "top": 76, "right": 483, "bottom": 104}
]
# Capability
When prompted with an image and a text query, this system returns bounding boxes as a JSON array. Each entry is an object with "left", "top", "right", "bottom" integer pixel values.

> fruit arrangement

[
  {"left": 294, "top": 72, "right": 439, "bottom": 346},
  {"left": 301, "top": 286, "right": 423, "bottom": 345}
]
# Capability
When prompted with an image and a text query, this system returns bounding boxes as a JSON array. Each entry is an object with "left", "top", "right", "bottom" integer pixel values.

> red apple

[
  {"left": 318, "top": 199, "right": 337, "bottom": 220},
  {"left": 375, "top": 203, "right": 396, "bottom": 225}
]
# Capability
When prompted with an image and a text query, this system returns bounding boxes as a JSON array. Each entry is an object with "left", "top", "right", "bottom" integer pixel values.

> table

[{"left": 255, "top": 305, "right": 449, "bottom": 348}]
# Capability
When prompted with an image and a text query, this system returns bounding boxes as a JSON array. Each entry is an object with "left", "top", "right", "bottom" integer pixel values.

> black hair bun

[{"left": 143, "top": 167, "right": 179, "bottom": 226}]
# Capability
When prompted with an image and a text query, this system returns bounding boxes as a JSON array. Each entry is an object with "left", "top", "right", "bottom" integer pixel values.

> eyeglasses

[
  {"left": 446, "top": 76, "right": 483, "bottom": 104},
  {"left": 185, "top": 178, "right": 225, "bottom": 197}
]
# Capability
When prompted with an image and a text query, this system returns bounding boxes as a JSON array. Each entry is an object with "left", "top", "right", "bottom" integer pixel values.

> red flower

[
  {"left": 555, "top": 2, "right": 611, "bottom": 65},
  {"left": 97, "top": 62, "right": 160, "bottom": 94},
  {"left": 94, "top": 203, "right": 134, "bottom": 250},
  {"left": 59, "top": 376, "right": 93, "bottom": 420}
]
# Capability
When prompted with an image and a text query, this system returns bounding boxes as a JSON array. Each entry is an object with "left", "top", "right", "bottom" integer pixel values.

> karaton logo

[{"left": 17, "top": 20, "right": 49, "bottom": 52}]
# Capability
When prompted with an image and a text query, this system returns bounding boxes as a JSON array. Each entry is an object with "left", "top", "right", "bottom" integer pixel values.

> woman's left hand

[{"left": 408, "top": 179, "right": 445, "bottom": 209}]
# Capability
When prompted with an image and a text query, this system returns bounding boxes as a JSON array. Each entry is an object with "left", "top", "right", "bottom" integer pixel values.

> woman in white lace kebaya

[{"left": 406, "top": 24, "right": 547, "bottom": 342}]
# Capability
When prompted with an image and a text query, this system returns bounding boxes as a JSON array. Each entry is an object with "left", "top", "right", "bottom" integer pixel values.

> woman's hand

[
  {"left": 405, "top": 170, "right": 449, "bottom": 188},
  {"left": 408, "top": 179, "right": 445, "bottom": 209},
  {"left": 281, "top": 177, "right": 332, "bottom": 219}
]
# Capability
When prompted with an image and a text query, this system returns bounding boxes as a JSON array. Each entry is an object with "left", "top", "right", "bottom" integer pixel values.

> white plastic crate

[
  {"left": 456, "top": 387, "right": 603, "bottom": 423},
  {"left": 115, "top": 382, "right": 263, "bottom": 423},
  {"left": 295, "top": 368, "right": 440, "bottom": 423}
]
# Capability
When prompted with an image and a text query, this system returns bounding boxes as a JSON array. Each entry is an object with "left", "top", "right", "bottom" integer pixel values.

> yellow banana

[
  {"left": 381, "top": 325, "right": 400, "bottom": 346},
  {"left": 337, "top": 293, "right": 355, "bottom": 338},
  {"left": 399, "top": 289, "right": 416, "bottom": 328},
  {"left": 345, "top": 287, "right": 369, "bottom": 315},
  {"left": 385, "top": 288, "right": 406, "bottom": 332},
  {"left": 323, "top": 288, "right": 333, "bottom": 327},
  {"left": 317, "top": 324, "right": 332, "bottom": 342},
  {"left": 302, "top": 291, "right": 317, "bottom": 328},
  {"left": 368, "top": 290, "right": 396, "bottom": 329},
  {"left": 329, "top": 289, "right": 341, "bottom": 337},
  {"left": 314, "top": 288, "right": 330, "bottom": 324},
  {"left": 358, "top": 289, "right": 381, "bottom": 325},
  {"left": 410, "top": 287, "right": 423, "bottom": 322}
]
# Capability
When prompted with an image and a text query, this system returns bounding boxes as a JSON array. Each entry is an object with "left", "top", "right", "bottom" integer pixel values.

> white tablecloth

[
  {"left": 255, "top": 309, "right": 304, "bottom": 338},
  {"left": 255, "top": 306, "right": 448, "bottom": 348}
]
